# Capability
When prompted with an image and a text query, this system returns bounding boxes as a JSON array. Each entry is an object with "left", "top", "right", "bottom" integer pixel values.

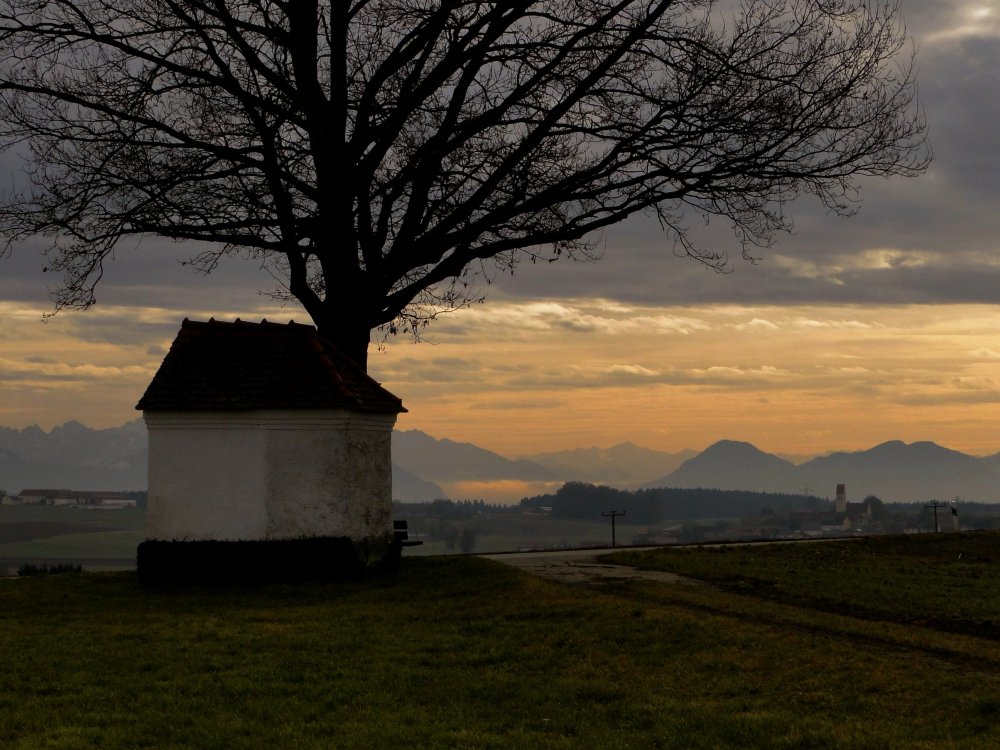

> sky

[{"left": 2, "top": 0, "right": 1000, "bottom": 460}]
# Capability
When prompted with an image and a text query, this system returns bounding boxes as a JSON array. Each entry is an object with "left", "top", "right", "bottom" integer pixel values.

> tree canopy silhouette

[{"left": 0, "top": 0, "right": 927, "bottom": 367}]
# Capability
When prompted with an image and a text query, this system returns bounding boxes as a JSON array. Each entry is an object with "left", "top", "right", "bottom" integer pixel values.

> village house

[{"left": 135, "top": 318, "right": 406, "bottom": 580}]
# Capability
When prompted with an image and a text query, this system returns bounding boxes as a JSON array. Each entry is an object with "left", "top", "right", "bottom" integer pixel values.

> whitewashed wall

[{"left": 143, "top": 410, "right": 397, "bottom": 543}]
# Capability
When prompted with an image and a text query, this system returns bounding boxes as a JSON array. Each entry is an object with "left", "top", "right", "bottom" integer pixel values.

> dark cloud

[
  {"left": 0, "top": 2, "right": 995, "bottom": 322},
  {"left": 489, "top": 3, "right": 1000, "bottom": 309},
  {"left": 0, "top": 228, "right": 293, "bottom": 316}
]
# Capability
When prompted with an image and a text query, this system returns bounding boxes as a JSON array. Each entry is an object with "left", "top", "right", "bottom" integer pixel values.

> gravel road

[{"left": 481, "top": 547, "right": 701, "bottom": 586}]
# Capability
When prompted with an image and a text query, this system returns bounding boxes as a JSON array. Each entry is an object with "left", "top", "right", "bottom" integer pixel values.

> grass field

[
  {"left": 607, "top": 532, "right": 1000, "bottom": 638},
  {"left": 3, "top": 535, "right": 1000, "bottom": 748},
  {"left": 0, "top": 505, "right": 145, "bottom": 572}
]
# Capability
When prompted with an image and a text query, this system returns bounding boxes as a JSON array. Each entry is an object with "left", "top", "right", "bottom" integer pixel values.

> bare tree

[{"left": 0, "top": 0, "right": 927, "bottom": 368}]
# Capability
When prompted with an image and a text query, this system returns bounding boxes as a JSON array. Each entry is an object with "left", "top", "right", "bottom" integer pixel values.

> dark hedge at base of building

[{"left": 136, "top": 536, "right": 401, "bottom": 585}]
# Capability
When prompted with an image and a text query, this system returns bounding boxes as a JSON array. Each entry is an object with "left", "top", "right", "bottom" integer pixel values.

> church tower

[{"left": 835, "top": 483, "right": 847, "bottom": 514}]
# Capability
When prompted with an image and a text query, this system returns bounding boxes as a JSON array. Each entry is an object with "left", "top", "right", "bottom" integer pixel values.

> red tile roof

[{"left": 136, "top": 319, "right": 405, "bottom": 414}]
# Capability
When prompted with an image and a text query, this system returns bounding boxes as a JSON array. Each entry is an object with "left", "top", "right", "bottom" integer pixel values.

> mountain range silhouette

[{"left": 1, "top": 421, "right": 998, "bottom": 504}]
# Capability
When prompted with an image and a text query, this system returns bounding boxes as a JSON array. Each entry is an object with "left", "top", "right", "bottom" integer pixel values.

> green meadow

[
  {"left": 607, "top": 532, "right": 1000, "bottom": 637},
  {"left": 3, "top": 534, "right": 1000, "bottom": 748},
  {"left": 0, "top": 506, "right": 144, "bottom": 574}
]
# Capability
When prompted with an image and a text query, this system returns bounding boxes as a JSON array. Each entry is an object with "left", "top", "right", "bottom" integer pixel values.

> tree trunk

[{"left": 314, "top": 314, "right": 372, "bottom": 372}]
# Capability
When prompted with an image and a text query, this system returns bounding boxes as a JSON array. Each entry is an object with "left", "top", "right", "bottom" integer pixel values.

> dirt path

[{"left": 481, "top": 547, "right": 702, "bottom": 586}]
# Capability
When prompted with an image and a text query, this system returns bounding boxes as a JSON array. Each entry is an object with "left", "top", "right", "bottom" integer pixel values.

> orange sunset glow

[
  {"left": 2, "top": 0, "right": 1000, "bottom": 466},
  {"left": 6, "top": 297, "right": 1000, "bottom": 461}
]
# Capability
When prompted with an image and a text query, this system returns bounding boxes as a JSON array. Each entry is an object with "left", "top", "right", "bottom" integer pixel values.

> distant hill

[
  {"left": 795, "top": 441, "right": 1000, "bottom": 503},
  {"left": 524, "top": 443, "right": 696, "bottom": 484},
  {"left": 647, "top": 439, "right": 1000, "bottom": 503},
  {"left": 977, "top": 451, "right": 1000, "bottom": 474},
  {"left": 0, "top": 420, "right": 147, "bottom": 492},
  {"left": 392, "top": 430, "right": 554, "bottom": 482},
  {"left": 0, "top": 419, "right": 147, "bottom": 469},
  {"left": 391, "top": 464, "right": 447, "bottom": 502},
  {"left": 647, "top": 440, "right": 800, "bottom": 493},
  {"left": 3, "top": 421, "right": 1000, "bottom": 504}
]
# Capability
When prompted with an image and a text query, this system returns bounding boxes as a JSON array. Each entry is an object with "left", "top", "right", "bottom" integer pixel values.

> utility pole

[
  {"left": 926, "top": 500, "right": 947, "bottom": 533},
  {"left": 602, "top": 510, "right": 625, "bottom": 548}
]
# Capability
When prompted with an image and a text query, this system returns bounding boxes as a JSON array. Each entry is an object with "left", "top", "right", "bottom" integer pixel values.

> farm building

[{"left": 16, "top": 489, "right": 136, "bottom": 508}]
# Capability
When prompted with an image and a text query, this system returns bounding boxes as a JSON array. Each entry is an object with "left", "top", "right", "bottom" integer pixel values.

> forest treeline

[
  {"left": 394, "top": 484, "right": 1000, "bottom": 529},
  {"left": 519, "top": 482, "right": 829, "bottom": 523},
  {"left": 395, "top": 484, "right": 831, "bottom": 523}
]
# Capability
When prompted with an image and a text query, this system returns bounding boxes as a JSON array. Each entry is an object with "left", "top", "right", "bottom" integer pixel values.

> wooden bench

[{"left": 393, "top": 520, "right": 423, "bottom": 548}]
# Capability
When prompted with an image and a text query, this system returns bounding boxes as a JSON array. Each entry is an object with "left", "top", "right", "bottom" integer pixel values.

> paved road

[{"left": 481, "top": 547, "right": 701, "bottom": 586}]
